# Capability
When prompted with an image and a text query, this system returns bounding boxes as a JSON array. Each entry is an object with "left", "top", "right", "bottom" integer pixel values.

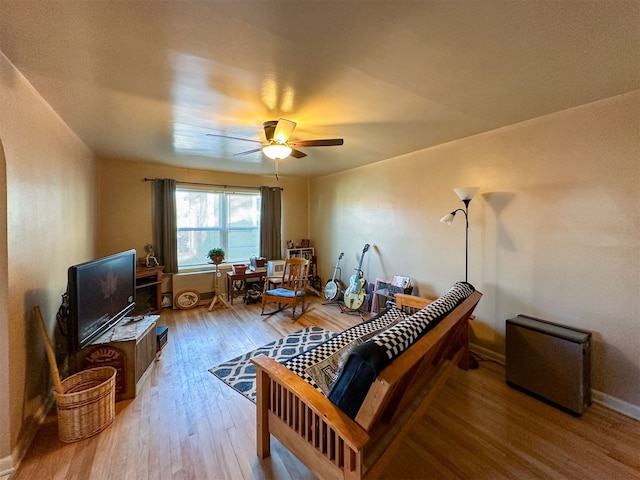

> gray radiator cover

[{"left": 506, "top": 314, "right": 591, "bottom": 415}]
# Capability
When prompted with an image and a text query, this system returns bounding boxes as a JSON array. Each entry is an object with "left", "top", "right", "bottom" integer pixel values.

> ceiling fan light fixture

[{"left": 263, "top": 142, "right": 292, "bottom": 160}]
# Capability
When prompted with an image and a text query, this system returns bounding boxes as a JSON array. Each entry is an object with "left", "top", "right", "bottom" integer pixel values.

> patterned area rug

[{"left": 209, "top": 326, "right": 336, "bottom": 403}]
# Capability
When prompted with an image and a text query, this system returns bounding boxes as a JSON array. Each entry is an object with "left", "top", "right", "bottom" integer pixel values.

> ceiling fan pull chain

[{"left": 275, "top": 157, "right": 279, "bottom": 181}]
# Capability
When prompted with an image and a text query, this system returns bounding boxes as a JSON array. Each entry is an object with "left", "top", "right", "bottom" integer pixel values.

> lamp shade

[
  {"left": 453, "top": 187, "right": 479, "bottom": 201},
  {"left": 263, "top": 143, "right": 292, "bottom": 160},
  {"left": 440, "top": 212, "right": 455, "bottom": 224}
]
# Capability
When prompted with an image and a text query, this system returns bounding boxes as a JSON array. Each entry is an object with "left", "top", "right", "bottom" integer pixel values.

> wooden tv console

[{"left": 78, "top": 315, "right": 158, "bottom": 401}]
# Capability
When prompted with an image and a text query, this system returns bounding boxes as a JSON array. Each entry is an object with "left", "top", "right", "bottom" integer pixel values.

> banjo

[{"left": 324, "top": 252, "right": 344, "bottom": 301}]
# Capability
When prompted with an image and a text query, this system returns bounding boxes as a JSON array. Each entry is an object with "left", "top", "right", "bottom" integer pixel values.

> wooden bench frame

[{"left": 251, "top": 290, "right": 482, "bottom": 480}]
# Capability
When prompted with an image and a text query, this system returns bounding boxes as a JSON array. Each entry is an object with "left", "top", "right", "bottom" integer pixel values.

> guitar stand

[
  {"left": 323, "top": 290, "right": 344, "bottom": 308},
  {"left": 323, "top": 299, "right": 342, "bottom": 307},
  {"left": 339, "top": 303, "right": 367, "bottom": 320}
]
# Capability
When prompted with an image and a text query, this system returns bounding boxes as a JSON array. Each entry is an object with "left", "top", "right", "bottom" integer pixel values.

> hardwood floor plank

[{"left": 13, "top": 297, "right": 640, "bottom": 480}]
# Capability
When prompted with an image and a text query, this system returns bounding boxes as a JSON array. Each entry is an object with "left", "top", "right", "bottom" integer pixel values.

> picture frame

[
  {"left": 175, "top": 290, "right": 201, "bottom": 310},
  {"left": 301, "top": 239, "right": 310, "bottom": 248}
]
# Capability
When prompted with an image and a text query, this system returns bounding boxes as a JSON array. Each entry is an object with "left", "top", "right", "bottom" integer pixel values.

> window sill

[{"left": 177, "top": 264, "right": 233, "bottom": 274}]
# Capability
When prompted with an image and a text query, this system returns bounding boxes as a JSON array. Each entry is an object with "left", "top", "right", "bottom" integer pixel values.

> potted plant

[{"left": 207, "top": 247, "right": 225, "bottom": 265}]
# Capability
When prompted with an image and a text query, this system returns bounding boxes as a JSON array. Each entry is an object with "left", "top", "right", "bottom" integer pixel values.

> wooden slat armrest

[
  {"left": 251, "top": 354, "right": 370, "bottom": 449},
  {"left": 395, "top": 292, "right": 477, "bottom": 320},
  {"left": 394, "top": 293, "right": 432, "bottom": 311}
]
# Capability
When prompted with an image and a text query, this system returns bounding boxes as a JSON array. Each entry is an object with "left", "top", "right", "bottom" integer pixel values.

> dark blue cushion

[
  {"left": 326, "top": 342, "right": 388, "bottom": 418},
  {"left": 265, "top": 288, "right": 305, "bottom": 298}
]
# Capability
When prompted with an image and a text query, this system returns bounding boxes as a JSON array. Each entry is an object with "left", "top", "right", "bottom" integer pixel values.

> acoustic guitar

[
  {"left": 324, "top": 252, "right": 344, "bottom": 301},
  {"left": 343, "top": 244, "right": 370, "bottom": 310}
]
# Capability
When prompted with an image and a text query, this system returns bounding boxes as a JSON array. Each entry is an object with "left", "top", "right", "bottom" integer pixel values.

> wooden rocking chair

[{"left": 261, "top": 257, "right": 309, "bottom": 320}]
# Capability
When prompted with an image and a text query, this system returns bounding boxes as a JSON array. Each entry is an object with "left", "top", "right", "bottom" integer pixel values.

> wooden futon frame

[{"left": 252, "top": 290, "right": 482, "bottom": 480}]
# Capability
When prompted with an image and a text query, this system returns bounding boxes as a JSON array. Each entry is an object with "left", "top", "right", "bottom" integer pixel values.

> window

[{"left": 176, "top": 185, "right": 260, "bottom": 269}]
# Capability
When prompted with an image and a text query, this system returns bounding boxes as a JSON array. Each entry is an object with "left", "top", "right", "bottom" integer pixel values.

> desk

[{"left": 227, "top": 270, "right": 265, "bottom": 305}]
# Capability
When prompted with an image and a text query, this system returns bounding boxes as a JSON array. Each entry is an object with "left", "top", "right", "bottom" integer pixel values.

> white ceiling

[{"left": 1, "top": 1, "right": 638, "bottom": 178}]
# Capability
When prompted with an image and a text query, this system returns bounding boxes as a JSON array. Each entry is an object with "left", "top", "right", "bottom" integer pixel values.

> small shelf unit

[
  {"left": 286, "top": 247, "right": 314, "bottom": 260},
  {"left": 134, "top": 267, "right": 164, "bottom": 314},
  {"left": 286, "top": 247, "right": 320, "bottom": 296}
]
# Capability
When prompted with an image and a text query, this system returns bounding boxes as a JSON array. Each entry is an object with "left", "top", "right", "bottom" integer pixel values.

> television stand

[{"left": 79, "top": 315, "right": 158, "bottom": 401}]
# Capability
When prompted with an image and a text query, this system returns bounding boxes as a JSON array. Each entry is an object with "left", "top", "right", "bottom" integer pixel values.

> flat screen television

[{"left": 67, "top": 249, "right": 137, "bottom": 352}]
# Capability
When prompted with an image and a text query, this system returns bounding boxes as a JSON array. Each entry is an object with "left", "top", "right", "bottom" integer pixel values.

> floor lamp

[
  {"left": 440, "top": 187, "right": 479, "bottom": 283},
  {"left": 441, "top": 186, "right": 480, "bottom": 369}
]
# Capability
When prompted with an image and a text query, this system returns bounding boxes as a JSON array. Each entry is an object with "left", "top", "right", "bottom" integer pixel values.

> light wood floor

[{"left": 14, "top": 296, "right": 640, "bottom": 479}]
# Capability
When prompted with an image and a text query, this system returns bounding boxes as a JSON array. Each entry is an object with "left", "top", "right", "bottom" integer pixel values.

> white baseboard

[
  {"left": 469, "top": 343, "right": 640, "bottom": 421},
  {"left": 592, "top": 390, "right": 640, "bottom": 421},
  {"left": 470, "top": 343, "right": 505, "bottom": 365},
  {"left": 0, "top": 393, "right": 54, "bottom": 479},
  {"left": 0, "top": 456, "right": 15, "bottom": 480}
]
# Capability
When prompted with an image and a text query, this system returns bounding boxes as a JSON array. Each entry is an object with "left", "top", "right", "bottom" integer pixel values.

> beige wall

[
  {"left": 0, "top": 53, "right": 96, "bottom": 473},
  {"left": 310, "top": 91, "right": 640, "bottom": 415},
  {"left": 96, "top": 158, "right": 309, "bottom": 262}
]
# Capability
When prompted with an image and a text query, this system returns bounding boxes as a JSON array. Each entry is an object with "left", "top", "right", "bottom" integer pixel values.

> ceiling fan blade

[
  {"left": 233, "top": 148, "right": 264, "bottom": 156},
  {"left": 291, "top": 138, "right": 344, "bottom": 147},
  {"left": 206, "top": 133, "right": 262, "bottom": 144},
  {"left": 262, "top": 120, "right": 277, "bottom": 142},
  {"left": 273, "top": 118, "right": 297, "bottom": 143},
  {"left": 290, "top": 149, "right": 307, "bottom": 159}
]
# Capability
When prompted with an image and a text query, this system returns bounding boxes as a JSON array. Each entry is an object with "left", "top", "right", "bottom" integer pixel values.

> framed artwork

[
  {"left": 301, "top": 239, "right": 310, "bottom": 248},
  {"left": 175, "top": 290, "right": 201, "bottom": 309}
]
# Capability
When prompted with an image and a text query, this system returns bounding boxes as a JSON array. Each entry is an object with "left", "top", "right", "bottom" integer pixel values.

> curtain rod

[{"left": 143, "top": 178, "right": 282, "bottom": 191}]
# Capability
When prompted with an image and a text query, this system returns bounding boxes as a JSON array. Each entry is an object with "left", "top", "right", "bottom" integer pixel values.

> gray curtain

[
  {"left": 153, "top": 179, "right": 178, "bottom": 273},
  {"left": 260, "top": 186, "right": 282, "bottom": 260}
]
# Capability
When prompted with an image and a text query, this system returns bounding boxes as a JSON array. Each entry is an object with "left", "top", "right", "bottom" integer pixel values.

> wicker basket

[
  {"left": 54, "top": 366, "right": 117, "bottom": 443},
  {"left": 35, "top": 304, "right": 118, "bottom": 443}
]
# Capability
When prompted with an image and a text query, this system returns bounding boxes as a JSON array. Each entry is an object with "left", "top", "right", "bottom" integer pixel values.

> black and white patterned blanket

[
  {"left": 275, "top": 282, "right": 475, "bottom": 418},
  {"left": 283, "top": 282, "right": 474, "bottom": 403},
  {"left": 328, "top": 281, "right": 475, "bottom": 417},
  {"left": 283, "top": 306, "right": 408, "bottom": 394},
  {"left": 372, "top": 281, "right": 475, "bottom": 362}
]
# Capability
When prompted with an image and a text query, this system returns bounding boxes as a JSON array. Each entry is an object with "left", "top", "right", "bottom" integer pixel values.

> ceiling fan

[{"left": 206, "top": 118, "right": 344, "bottom": 161}]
